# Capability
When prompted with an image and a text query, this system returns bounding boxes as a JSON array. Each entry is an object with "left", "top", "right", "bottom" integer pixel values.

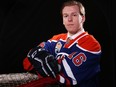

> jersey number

[{"left": 72, "top": 52, "right": 87, "bottom": 66}]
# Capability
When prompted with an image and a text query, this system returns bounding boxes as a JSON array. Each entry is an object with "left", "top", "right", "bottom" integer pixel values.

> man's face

[{"left": 62, "top": 5, "right": 85, "bottom": 35}]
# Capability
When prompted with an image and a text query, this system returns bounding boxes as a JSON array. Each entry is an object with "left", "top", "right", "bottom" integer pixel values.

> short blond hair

[{"left": 61, "top": 0, "right": 85, "bottom": 16}]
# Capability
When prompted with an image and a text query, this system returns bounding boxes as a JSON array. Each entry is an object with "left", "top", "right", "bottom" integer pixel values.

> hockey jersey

[{"left": 41, "top": 31, "right": 101, "bottom": 86}]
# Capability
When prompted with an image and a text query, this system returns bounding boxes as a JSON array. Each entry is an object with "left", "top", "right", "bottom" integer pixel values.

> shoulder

[{"left": 78, "top": 32, "right": 101, "bottom": 52}]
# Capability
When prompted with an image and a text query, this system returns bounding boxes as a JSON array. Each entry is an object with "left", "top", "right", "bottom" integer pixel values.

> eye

[
  {"left": 73, "top": 14, "right": 77, "bottom": 16},
  {"left": 63, "top": 15, "right": 68, "bottom": 18}
]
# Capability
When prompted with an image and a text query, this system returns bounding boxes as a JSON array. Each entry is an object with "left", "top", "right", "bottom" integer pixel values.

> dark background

[{"left": 0, "top": 0, "right": 114, "bottom": 87}]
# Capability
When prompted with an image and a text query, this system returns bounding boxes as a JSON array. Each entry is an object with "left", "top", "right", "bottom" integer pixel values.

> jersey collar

[{"left": 67, "top": 28, "right": 85, "bottom": 40}]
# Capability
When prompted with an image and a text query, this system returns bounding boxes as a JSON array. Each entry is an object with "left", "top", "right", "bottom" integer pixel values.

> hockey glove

[{"left": 27, "top": 46, "right": 60, "bottom": 78}]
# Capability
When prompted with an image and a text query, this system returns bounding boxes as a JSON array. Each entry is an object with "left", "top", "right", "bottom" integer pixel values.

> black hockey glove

[{"left": 27, "top": 46, "right": 60, "bottom": 78}]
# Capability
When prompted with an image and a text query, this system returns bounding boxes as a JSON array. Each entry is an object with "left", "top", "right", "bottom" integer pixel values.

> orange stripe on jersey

[
  {"left": 78, "top": 34, "right": 101, "bottom": 52},
  {"left": 49, "top": 33, "right": 67, "bottom": 41}
]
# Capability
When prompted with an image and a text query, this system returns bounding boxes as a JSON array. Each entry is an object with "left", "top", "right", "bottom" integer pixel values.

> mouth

[
  {"left": 67, "top": 24, "right": 74, "bottom": 26},
  {"left": 67, "top": 24, "right": 74, "bottom": 27}
]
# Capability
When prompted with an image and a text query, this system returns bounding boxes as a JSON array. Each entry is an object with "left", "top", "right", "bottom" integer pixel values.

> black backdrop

[{"left": 0, "top": 0, "right": 114, "bottom": 87}]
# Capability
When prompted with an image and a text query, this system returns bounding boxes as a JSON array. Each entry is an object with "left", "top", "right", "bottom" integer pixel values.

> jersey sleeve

[{"left": 78, "top": 34, "right": 101, "bottom": 52}]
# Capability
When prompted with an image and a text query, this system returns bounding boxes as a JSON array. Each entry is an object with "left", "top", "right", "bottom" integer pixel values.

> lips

[{"left": 67, "top": 24, "right": 74, "bottom": 26}]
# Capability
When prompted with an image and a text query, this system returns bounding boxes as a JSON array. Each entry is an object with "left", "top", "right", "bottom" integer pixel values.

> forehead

[{"left": 62, "top": 5, "right": 79, "bottom": 14}]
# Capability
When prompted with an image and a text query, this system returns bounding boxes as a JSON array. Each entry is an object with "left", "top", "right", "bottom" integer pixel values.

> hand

[{"left": 27, "top": 46, "right": 60, "bottom": 78}]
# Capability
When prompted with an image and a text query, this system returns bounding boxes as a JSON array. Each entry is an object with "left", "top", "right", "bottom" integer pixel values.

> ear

[
  {"left": 81, "top": 15, "right": 85, "bottom": 23},
  {"left": 63, "top": 20, "right": 65, "bottom": 25}
]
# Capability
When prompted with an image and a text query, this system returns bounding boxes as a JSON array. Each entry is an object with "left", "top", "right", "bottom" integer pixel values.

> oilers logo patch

[{"left": 55, "top": 42, "right": 62, "bottom": 53}]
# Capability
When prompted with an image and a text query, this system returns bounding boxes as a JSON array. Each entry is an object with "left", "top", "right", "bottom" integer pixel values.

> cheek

[
  {"left": 74, "top": 19, "right": 81, "bottom": 25},
  {"left": 63, "top": 19, "right": 66, "bottom": 25}
]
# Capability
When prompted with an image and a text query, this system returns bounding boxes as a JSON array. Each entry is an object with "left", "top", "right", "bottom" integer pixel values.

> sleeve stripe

[{"left": 76, "top": 44, "right": 101, "bottom": 54}]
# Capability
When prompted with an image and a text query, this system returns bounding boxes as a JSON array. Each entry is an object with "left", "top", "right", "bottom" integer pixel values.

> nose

[{"left": 68, "top": 16, "right": 72, "bottom": 22}]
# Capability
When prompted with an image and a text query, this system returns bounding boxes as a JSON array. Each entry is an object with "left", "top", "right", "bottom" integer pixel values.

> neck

[{"left": 68, "top": 28, "right": 85, "bottom": 36}]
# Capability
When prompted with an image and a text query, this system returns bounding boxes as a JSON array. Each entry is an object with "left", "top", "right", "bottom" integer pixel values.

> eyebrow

[{"left": 63, "top": 12, "right": 79, "bottom": 15}]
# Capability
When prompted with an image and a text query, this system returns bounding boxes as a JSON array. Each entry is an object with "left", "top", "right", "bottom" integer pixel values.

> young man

[{"left": 23, "top": 0, "right": 101, "bottom": 87}]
